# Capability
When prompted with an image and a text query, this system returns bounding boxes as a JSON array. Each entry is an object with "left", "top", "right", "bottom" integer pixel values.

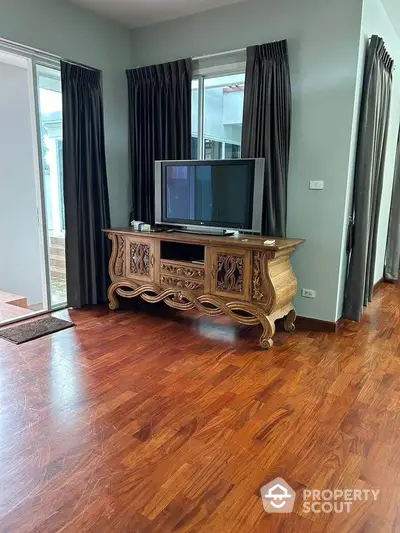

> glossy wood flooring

[
  {"left": 0, "top": 290, "right": 31, "bottom": 323},
  {"left": 0, "top": 282, "right": 399, "bottom": 533}
]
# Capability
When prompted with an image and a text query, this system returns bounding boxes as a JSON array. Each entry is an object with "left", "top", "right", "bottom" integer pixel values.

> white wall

[
  {"left": 131, "top": 0, "right": 364, "bottom": 321},
  {"left": 223, "top": 91, "right": 244, "bottom": 126},
  {"left": 192, "top": 87, "right": 243, "bottom": 145},
  {"left": 0, "top": 0, "right": 131, "bottom": 226},
  {"left": 0, "top": 60, "right": 43, "bottom": 305}
]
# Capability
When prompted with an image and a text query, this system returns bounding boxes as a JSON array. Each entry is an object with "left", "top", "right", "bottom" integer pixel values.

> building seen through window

[{"left": 192, "top": 73, "right": 244, "bottom": 160}]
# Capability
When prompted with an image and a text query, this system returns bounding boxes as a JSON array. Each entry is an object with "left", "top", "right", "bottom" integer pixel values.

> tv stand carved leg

[
  {"left": 108, "top": 283, "right": 120, "bottom": 311},
  {"left": 259, "top": 315, "right": 276, "bottom": 350},
  {"left": 284, "top": 308, "right": 296, "bottom": 332}
]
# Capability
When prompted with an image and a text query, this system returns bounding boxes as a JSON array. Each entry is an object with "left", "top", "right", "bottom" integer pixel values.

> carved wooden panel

[
  {"left": 160, "top": 275, "right": 204, "bottom": 291},
  {"left": 114, "top": 235, "right": 125, "bottom": 277},
  {"left": 252, "top": 251, "right": 266, "bottom": 302},
  {"left": 216, "top": 254, "right": 244, "bottom": 294},
  {"left": 129, "top": 242, "right": 151, "bottom": 277},
  {"left": 160, "top": 262, "right": 204, "bottom": 280}
]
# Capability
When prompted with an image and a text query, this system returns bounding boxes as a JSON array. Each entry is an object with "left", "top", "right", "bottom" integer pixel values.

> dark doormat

[{"left": 0, "top": 316, "right": 75, "bottom": 344}]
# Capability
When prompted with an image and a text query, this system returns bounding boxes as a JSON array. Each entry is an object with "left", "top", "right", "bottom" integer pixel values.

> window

[
  {"left": 192, "top": 72, "right": 245, "bottom": 160},
  {"left": 37, "top": 65, "right": 67, "bottom": 307}
]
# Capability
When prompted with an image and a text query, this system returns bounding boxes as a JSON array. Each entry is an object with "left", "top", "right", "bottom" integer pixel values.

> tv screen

[{"left": 161, "top": 161, "right": 255, "bottom": 229}]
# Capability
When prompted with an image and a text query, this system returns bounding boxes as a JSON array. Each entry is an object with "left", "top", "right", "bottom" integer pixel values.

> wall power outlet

[{"left": 301, "top": 288, "right": 316, "bottom": 299}]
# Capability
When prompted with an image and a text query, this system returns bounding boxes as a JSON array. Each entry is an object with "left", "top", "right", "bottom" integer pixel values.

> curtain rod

[
  {"left": 192, "top": 47, "right": 246, "bottom": 61},
  {"left": 63, "top": 58, "right": 99, "bottom": 72},
  {"left": 192, "top": 40, "right": 287, "bottom": 61},
  {"left": 132, "top": 47, "right": 246, "bottom": 70},
  {"left": 0, "top": 37, "right": 99, "bottom": 72}
]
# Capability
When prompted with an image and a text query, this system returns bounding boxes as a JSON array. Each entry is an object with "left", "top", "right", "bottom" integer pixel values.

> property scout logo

[
  {"left": 261, "top": 478, "right": 296, "bottom": 513},
  {"left": 260, "top": 478, "right": 380, "bottom": 514}
]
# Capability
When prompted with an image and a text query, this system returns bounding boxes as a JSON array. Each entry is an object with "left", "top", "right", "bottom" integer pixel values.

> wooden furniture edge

[{"left": 103, "top": 228, "right": 305, "bottom": 252}]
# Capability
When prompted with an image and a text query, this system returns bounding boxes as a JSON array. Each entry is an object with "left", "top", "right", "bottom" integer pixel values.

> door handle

[
  {"left": 150, "top": 254, "right": 155, "bottom": 267},
  {"left": 211, "top": 264, "right": 216, "bottom": 278}
]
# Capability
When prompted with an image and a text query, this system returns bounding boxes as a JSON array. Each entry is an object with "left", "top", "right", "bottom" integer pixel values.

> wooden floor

[
  {"left": 0, "top": 282, "right": 399, "bottom": 533},
  {"left": 0, "top": 290, "right": 32, "bottom": 323}
]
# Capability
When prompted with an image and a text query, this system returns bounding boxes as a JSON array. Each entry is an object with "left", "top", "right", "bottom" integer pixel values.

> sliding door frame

[
  {"left": 33, "top": 60, "right": 67, "bottom": 313},
  {"left": 31, "top": 59, "right": 52, "bottom": 313},
  {"left": 0, "top": 42, "right": 66, "bottom": 327}
]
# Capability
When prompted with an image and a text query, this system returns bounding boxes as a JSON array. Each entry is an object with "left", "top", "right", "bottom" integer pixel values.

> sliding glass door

[
  {"left": 0, "top": 46, "right": 66, "bottom": 326},
  {"left": 0, "top": 50, "right": 48, "bottom": 325},
  {"left": 36, "top": 65, "right": 67, "bottom": 307}
]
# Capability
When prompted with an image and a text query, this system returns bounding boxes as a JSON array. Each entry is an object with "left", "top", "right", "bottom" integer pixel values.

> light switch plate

[
  {"left": 301, "top": 288, "right": 317, "bottom": 299},
  {"left": 309, "top": 181, "right": 324, "bottom": 190}
]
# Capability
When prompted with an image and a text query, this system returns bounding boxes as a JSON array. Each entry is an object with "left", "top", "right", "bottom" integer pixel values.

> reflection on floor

[
  {"left": 0, "top": 290, "right": 33, "bottom": 323},
  {"left": 0, "top": 282, "right": 399, "bottom": 531}
]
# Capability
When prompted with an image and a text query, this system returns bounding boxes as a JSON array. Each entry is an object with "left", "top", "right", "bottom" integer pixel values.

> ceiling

[
  {"left": 67, "top": 0, "right": 247, "bottom": 28},
  {"left": 67, "top": 0, "right": 400, "bottom": 37}
]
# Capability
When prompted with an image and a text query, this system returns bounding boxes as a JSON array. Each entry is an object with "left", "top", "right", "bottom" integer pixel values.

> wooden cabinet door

[
  {"left": 125, "top": 236, "right": 156, "bottom": 282},
  {"left": 209, "top": 247, "right": 251, "bottom": 301},
  {"left": 111, "top": 234, "right": 126, "bottom": 278}
]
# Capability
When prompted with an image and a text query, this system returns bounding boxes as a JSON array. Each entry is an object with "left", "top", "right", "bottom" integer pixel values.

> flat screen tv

[{"left": 155, "top": 159, "right": 265, "bottom": 234}]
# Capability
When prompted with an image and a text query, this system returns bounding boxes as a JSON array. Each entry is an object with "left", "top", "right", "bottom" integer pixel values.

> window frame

[{"left": 192, "top": 60, "right": 246, "bottom": 160}]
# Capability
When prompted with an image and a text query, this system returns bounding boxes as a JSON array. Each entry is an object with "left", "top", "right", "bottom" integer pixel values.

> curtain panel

[
  {"left": 241, "top": 39, "right": 292, "bottom": 238},
  {"left": 126, "top": 59, "right": 192, "bottom": 225},
  {"left": 385, "top": 125, "right": 400, "bottom": 281},
  {"left": 343, "top": 35, "right": 394, "bottom": 321},
  {"left": 61, "top": 61, "right": 111, "bottom": 308}
]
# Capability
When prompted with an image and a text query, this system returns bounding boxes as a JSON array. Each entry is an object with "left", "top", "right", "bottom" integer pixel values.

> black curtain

[
  {"left": 241, "top": 40, "right": 292, "bottom": 238},
  {"left": 343, "top": 36, "right": 393, "bottom": 321},
  {"left": 61, "top": 61, "right": 111, "bottom": 308},
  {"left": 126, "top": 59, "right": 192, "bottom": 225}
]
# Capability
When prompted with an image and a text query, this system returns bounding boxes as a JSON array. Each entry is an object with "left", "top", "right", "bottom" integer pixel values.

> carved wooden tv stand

[{"left": 105, "top": 229, "right": 304, "bottom": 349}]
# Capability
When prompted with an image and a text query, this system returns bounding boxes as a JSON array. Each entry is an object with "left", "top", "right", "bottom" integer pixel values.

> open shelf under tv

[{"left": 160, "top": 240, "right": 204, "bottom": 263}]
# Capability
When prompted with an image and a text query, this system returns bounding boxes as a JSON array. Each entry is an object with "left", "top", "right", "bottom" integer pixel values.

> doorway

[{"left": 0, "top": 47, "right": 66, "bottom": 326}]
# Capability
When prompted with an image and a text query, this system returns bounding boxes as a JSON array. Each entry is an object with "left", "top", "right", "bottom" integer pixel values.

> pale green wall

[
  {"left": 130, "top": 0, "right": 364, "bottom": 322},
  {"left": 0, "top": 0, "right": 131, "bottom": 226},
  {"left": 1, "top": 0, "right": 381, "bottom": 322}
]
